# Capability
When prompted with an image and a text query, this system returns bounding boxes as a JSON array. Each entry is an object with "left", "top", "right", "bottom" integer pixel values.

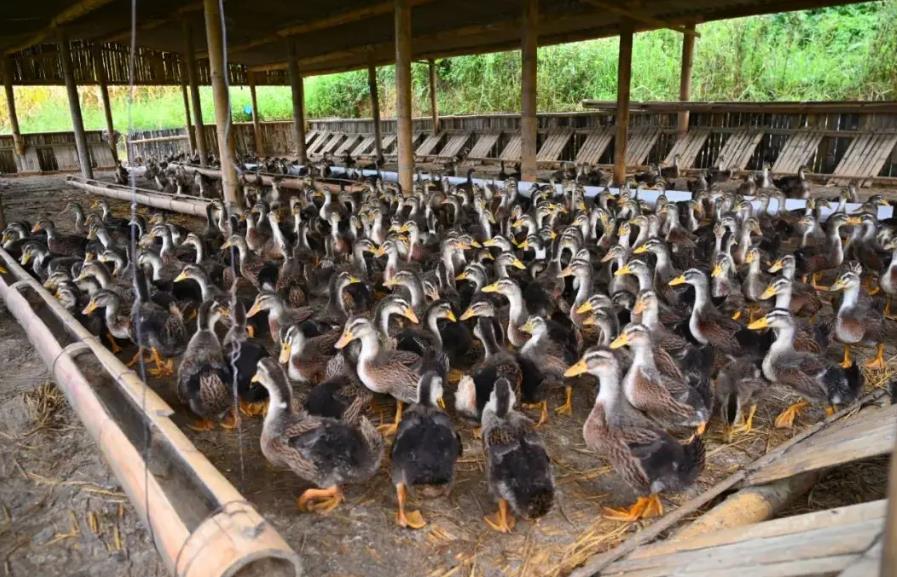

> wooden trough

[{"left": 0, "top": 246, "right": 302, "bottom": 577}]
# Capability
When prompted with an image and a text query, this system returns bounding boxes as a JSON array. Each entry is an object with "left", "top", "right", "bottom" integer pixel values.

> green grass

[{"left": 0, "top": 1, "right": 893, "bottom": 135}]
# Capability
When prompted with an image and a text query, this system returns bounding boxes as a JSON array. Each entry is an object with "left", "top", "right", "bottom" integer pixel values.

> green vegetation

[{"left": 0, "top": 1, "right": 893, "bottom": 134}]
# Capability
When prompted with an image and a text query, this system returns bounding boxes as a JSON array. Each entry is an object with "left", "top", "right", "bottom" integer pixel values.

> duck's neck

[
  {"left": 426, "top": 310, "right": 444, "bottom": 347},
  {"left": 357, "top": 331, "right": 383, "bottom": 366},
  {"left": 573, "top": 269, "right": 591, "bottom": 308},
  {"left": 838, "top": 283, "right": 861, "bottom": 313},
  {"left": 262, "top": 380, "right": 293, "bottom": 433},
  {"left": 630, "top": 342, "right": 656, "bottom": 374},
  {"left": 594, "top": 366, "right": 621, "bottom": 409},
  {"left": 774, "top": 283, "right": 792, "bottom": 310}
]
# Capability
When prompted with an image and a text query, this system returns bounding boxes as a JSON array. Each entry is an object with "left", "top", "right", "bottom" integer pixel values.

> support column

[
  {"left": 202, "top": 0, "right": 239, "bottom": 206},
  {"left": 520, "top": 0, "right": 538, "bottom": 182},
  {"left": 286, "top": 39, "right": 307, "bottom": 164},
  {"left": 394, "top": 0, "right": 414, "bottom": 193},
  {"left": 428, "top": 58, "right": 439, "bottom": 134},
  {"left": 1, "top": 57, "right": 25, "bottom": 160},
  {"left": 249, "top": 73, "right": 264, "bottom": 157},
  {"left": 613, "top": 24, "right": 633, "bottom": 186},
  {"left": 180, "top": 76, "right": 197, "bottom": 153},
  {"left": 183, "top": 22, "right": 208, "bottom": 166},
  {"left": 677, "top": 24, "right": 696, "bottom": 139},
  {"left": 92, "top": 47, "right": 118, "bottom": 163},
  {"left": 368, "top": 60, "right": 384, "bottom": 163},
  {"left": 58, "top": 32, "right": 93, "bottom": 180}
]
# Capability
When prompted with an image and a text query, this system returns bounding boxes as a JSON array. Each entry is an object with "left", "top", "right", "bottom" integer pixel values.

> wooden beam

[
  {"left": 4, "top": 0, "right": 117, "bottom": 55},
  {"left": 1, "top": 58, "right": 25, "bottom": 159},
  {"left": 677, "top": 23, "right": 696, "bottom": 138},
  {"left": 368, "top": 59, "right": 384, "bottom": 163},
  {"left": 180, "top": 74, "right": 197, "bottom": 153},
  {"left": 613, "top": 24, "right": 633, "bottom": 185},
  {"left": 878, "top": 408, "right": 896, "bottom": 576},
  {"left": 520, "top": 0, "right": 538, "bottom": 182},
  {"left": 92, "top": 45, "right": 117, "bottom": 163},
  {"left": 395, "top": 0, "right": 414, "bottom": 193},
  {"left": 286, "top": 39, "right": 307, "bottom": 164},
  {"left": 428, "top": 58, "right": 439, "bottom": 135},
  {"left": 578, "top": 0, "right": 700, "bottom": 36},
  {"left": 202, "top": 0, "right": 239, "bottom": 206},
  {"left": 249, "top": 73, "right": 265, "bottom": 156},
  {"left": 58, "top": 31, "right": 93, "bottom": 180},
  {"left": 183, "top": 22, "right": 208, "bottom": 166}
]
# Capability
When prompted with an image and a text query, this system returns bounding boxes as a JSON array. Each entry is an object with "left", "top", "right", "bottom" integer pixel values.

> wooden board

[
  {"left": 307, "top": 132, "right": 334, "bottom": 156},
  {"left": 537, "top": 128, "right": 574, "bottom": 162},
  {"left": 663, "top": 128, "right": 711, "bottom": 168},
  {"left": 319, "top": 132, "right": 346, "bottom": 155},
  {"left": 435, "top": 132, "right": 471, "bottom": 159},
  {"left": 716, "top": 128, "right": 764, "bottom": 170},
  {"left": 625, "top": 126, "right": 662, "bottom": 166},
  {"left": 747, "top": 403, "right": 897, "bottom": 486},
  {"left": 499, "top": 134, "right": 522, "bottom": 162},
  {"left": 304, "top": 130, "right": 320, "bottom": 147},
  {"left": 349, "top": 135, "right": 375, "bottom": 157},
  {"left": 829, "top": 131, "right": 897, "bottom": 186},
  {"left": 380, "top": 134, "right": 398, "bottom": 154},
  {"left": 334, "top": 133, "right": 362, "bottom": 156},
  {"left": 838, "top": 537, "right": 882, "bottom": 577},
  {"left": 415, "top": 132, "right": 444, "bottom": 157},
  {"left": 467, "top": 133, "right": 501, "bottom": 160},
  {"left": 771, "top": 129, "right": 824, "bottom": 174},
  {"left": 574, "top": 127, "right": 614, "bottom": 165}
]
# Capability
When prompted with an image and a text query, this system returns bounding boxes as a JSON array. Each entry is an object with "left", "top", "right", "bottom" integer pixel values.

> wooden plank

[
  {"left": 307, "top": 132, "right": 333, "bottom": 155},
  {"left": 631, "top": 500, "right": 886, "bottom": 561},
  {"left": 537, "top": 128, "right": 574, "bottom": 162},
  {"left": 319, "top": 132, "right": 346, "bottom": 155},
  {"left": 625, "top": 126, "right": 661, "bottom": 166},
  {"left": 334, "top": 133, "right": 362, "bottom": 156},
  {"left": 435, "top": 132, "right": 471, "bottom": 159},
  {"left": 304, "top": 129, "right": 320, "bottom": 147},
  {"left": 830, "top": 133, "right": 873, "bottom": 184},
  {"left": 499, "top": 134, "right": 522, "bottom": 161},
  {"left": 839, "top": 537, "right": 882, "bottom": 577},
  {"left": 772, "top": 130, "right": 824, "bottom": 174},
  {"left": 415, "top": 132, "right": 444, "bottom": 156},
  {"left": 467, "top": 132, "right": 500, "bottom": 159},
  {"left": 349, "top": 135, "right": 375, "bottom": 157},
  {"left": 381, "top": 134, "right": 397, "bottom": 154},
  {"left": 574, "top": 127, "right": 614, "bottom": 165},
  {"left": 662, "top": 128, "right": 710, "bottom": 168},
  {"left": 716, "top": 129, "right": 763, "bottom": 170}
]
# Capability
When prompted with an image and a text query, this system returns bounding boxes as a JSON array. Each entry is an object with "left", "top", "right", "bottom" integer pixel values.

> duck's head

[
  {"left": 668, "top": 268, "right": 706, "bottom": 288},
  {"left": 460, "top": 299, "right": 496, "bottom": 321},
  {"left": 519, "top": 315, "right": 547, "bottom": 337},
  {"left": 564, "top": 347, "right": 618, "bottom": 379},
  {"left": 250, "top": 357, "right": 291, "bottom": 408},
  {"left": 416, "top": 371, "right": 446, "bottom": 409},
  {"left": 335, "top": 316, "right": 376, "bottom": 349},
  {"left": 829, "top": 269, "right": 861, "bottom": 293},
  {"left": 614, "top": 258, "right": 650, "bottom": 278},
  {"left": 247, "top": 290, "right": 278, "bottom": 317},
  {"left": 81, "top": 289, "right": 118, "bottom": 316},
  {"left": 768, "top": 254, "right": 795, "bottom": 274},
  {"left": 480, "top": 277, "right": 518, "bottom": 297},
  {"left": 712, "top": 254, "right": 734, "bottom": 278},
  {"left": 747, "top": 308, "right": 794, "bottom": 332},
  {"left": 610, "top": 323, "right": 652, "bottom": 350},
  {"left": 174, "top": 264, "right": 204, "bottom": 283},
  {"left": 760, "top": 277, "right": 792, "bottom": 300},
  {"left": 633, "top": 290, "right": 659, "bottom": 316},
  {"left": 576, "top": 293, "right": 613, "bottom": 316},
  {"left": 485, "top": 377, "right": 516, "bottom": 419},
  {"left": 495, "top": 251, "right": 527, "bottom": 271}
]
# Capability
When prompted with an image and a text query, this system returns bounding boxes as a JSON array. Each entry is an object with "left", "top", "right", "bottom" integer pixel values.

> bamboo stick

[
  {"left": 182, "top": 22, "right": 208, "bottom": 166},
  {"left": 249, "top": 72, "right": 265, "bottom": 156}
]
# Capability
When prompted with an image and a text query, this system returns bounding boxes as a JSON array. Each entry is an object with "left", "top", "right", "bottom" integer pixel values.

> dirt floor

[{"left": 0, "top": 173, "right": 893, "bottom": 577}]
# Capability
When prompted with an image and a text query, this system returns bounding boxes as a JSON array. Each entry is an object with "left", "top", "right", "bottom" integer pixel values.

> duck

[
  {"left": 250, "top": 358, "right": 384, "bottom": 513},
  {"left": 747, "top": 309, "right": 863, "bottom": 428},
  {"left": 390, "top": 372, "right": 461, "bottom": 529},
  {"left": 519, "top": 315, "right": 579, "bottom": 417},
  {"left": 565, "top": 348, "right": 705, "bottom": 521},
  {"left": 829, "top": 268, "right": 886, "bottom": 369},
  {"left": 280, "top": 323, "right": 340, "bottom": 384},
  {"left": 670, "top": 268, "right": 742, "bottom": 355},
  {"left": 129, "top": 267, "right": 188, "bottom": 377},
  {"left": 481, "top": 377, "right": 555, "bottom": 533},
  {"left": 222, "top": 300, "right": 270, "bottom": 417}
]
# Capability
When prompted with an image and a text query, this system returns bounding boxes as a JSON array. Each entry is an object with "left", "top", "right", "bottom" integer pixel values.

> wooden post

[
  {"left": 183, "top": 22, "right": 208, "bottom": 166},
  {"left": 677, "top": 23, "right": 696, "bottom": 139},
  {"left": 428, "top": 58, "right": 439, "bottom": 135},
  {"left": 394, "top": 0, "right": 414, "bottom": 193},
  {"left": 92, "top": 46, "right": 118, "bottom": 163},
  {"left": 249, "top": 72, "right": 264, "bottom": 157},
  {"left": 1, "top": 57, "right": 25, "bottom": 160},
  {"left": 520, "top": 0, "right": 538, "bottom": 182},
  {"left": 613, "top": 23, "right": 633, "bottom": 186},
  {"left": 368, "top": 60, "right": 384, "bottom": 163},
  {"left": 202, "top": 0, "right": 239, "bottom": 206},
  {"left": 286, "top": 39, "right": 307, "bottom": 165},
  {"left": 180, "top": 75, "right": 197, "bottom": 153},
  {"left": 58, "top": 32, "right": 93, "bottom": 179},
  {"left": 882, "top": 416, "right": 897, "bottom": 575}
]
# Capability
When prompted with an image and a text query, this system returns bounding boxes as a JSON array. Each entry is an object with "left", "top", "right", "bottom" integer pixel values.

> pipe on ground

[
  {"left": 0, "top": 249, "right": 302, "bottom": 577},
  {"left": 66, "top": 177, "right": 211, "bottom": 216}
]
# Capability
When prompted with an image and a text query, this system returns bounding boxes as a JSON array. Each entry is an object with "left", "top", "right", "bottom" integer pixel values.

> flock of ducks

[{"left": 2, "top": 167, "right": 895, "bottom": 532}]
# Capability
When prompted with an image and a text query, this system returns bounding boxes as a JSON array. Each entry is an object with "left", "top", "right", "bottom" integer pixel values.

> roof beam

[
  {"left": 577, "top": 0, "right": 700, "bottom": 36},
  {"left": 4, "top": 0, "right": 118, "bottom": 54}
]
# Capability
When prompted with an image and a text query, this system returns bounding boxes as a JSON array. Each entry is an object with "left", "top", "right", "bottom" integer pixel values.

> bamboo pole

[
  {"left": 183, "top": 22, "right": 208, "bottom": 166},
  {"left": 428, "top": 58, "right": 439, "bottom": 135},
  {"left": 286, "top": 39, "right": 307, "bottom": 164},
  {"left": 2, "top": 57, "right": 25, "bottom": 160},
  {"left": 92, "top": 45, "right": 118, "bottom": 163},
  {"left": 368, "top": 59, "right": 384, "bottom": 163},
  {"left": 249, "top": 72, "right": 265, "bottom": 157},
  {"left": 677, "top": 23, "right": 696, "bottom": 139},
  {"left": 394, "top": 0, "right": 414, "bottom": 193},
  {"left": 202, "top": 0, "right": 239, "bottom": 207},
  {"left": 58, "top": 31, "right": 93, "bottom": 180},
  {"left": 520, "top": 0, "right": 538, "bottom": 182},
  {"left": 613, "top": 23, "right": 633, "bottom": 186},
  {"left": 181, "top": 75, "right": 197, "bottom": 153}
]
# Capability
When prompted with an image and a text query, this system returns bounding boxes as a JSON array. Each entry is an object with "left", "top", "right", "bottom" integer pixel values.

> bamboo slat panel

[
  {"left": 350, "top": 135, "right": 376, "bottom": 157},
  {"left": 716, "top": 129, "right": 764, "bottom": 170},
  {"left": 663, "top": 128, "right": 711, "bottom": 168},
  {"left": 319, "top": 133, "right": 347, "bottom": 155},
  {"left": 574, "top": 127, "right": 614, "bottom": 165},
  {"left": 435, "top": 133, "right": 472, "bottom": 159},
  {"left": 307, "top": 132, "right": 334, "bottom": 156},
  {"left": 467, "top": 133, "right": 501, "bottom": 160},
  {"left": 829, "top": 131, "right": 897, "bottom": 185},
  {"left": 305, "top": 130, "right": 320, "bottom": 146},
  {"left": 415, "top": 133, "right": 445, "bottom": 157},
  {"left": 381, "top": 134, "right": 398, "bottom": 155},
  {"left": 772, "top": 130, "right": 825, "bottom": 174},
  {"left": 335, "top": 134, "right": 362, "bottom": 156},
  {"left": 499, "top": 135, "right": 522, "bottom": 161},
  {"left": 625, "top": 126, "right": 662, "bottom": 166},
  {"left": 537, "top": 128, "right": 574, "bottom": 162}
]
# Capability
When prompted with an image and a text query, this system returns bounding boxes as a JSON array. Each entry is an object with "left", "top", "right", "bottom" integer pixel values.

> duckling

[
  {"left": 766, "top": 255, "right": 823, "bottom": 317},
  {"left": 565, "top": 348, "right": 705, "bottom": 521},
  {"left": 519, "top": 315, "right": 579, "bottom": 416},
  {"left": 670, "top": 268, "right": 742, "bottom": 355},
  {"left": 481, "top": 377, "right": 555, "bottom": 533},
  {"left": 830, "top": 268, "right": 886, "bottom": 369},
  {"left": 129, "top": 268, "right": 188, "bottom": 377},
  {"left": 280, "top": 323, "right": 340, "bottom": 384},
  {"left": 177, "top": 300, "right": 234, "bottom": 431},
  {"left": 390, "top": 372, "right": 461, "bottom": 529},
  {"left": 251, "top": 358, "right": 384, "bottom": 513},
  {"left": 714, "top": 356, "right": 766, "bottom": 442}
]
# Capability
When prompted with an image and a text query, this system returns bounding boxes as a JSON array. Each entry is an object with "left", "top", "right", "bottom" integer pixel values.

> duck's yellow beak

[
  {"left": 246, "top": 301, "right": 263, "bottom": 317},
  {"left": 174, "top": 271, "right": 187, "bottom": 283},
  {"left": 564, "top": 359, "right": 588, "bottom": 378},
  {"left": 511, "top": 258, "right": 526, "bottom": 270},
  {"left": 334, "top": 330, "right": 354, "bottom": 349},
  {"left": 668, "top": 275, "right": 687, "bottom": 286},
  {"left": 483, "top": 238, "right": 498, "bottom": 247},
  {"left": 614, "top": 265, "right": 632, "bottom": 278},
  {"left": 558, "top": 266, "right": 574, "bottom": 278},
  {"left": 246, "top": 325, "right": 255, "bottom": 338},
  {"left": 250, "top": 372, "right": 262, "bottom": 384},
  {"left": 768, "top": 259, "right": 783, "bottom": 273},
  {"left": 747, "top": 317, "right": 769, "bottom": 330},
  {"left": 515, "top": 239, "right": 530, "bottom": 251},
  {"left": 444, "top": 310, "right": 457, "bottom": 322},
  {"left": 745, "top": 251, "right": 756, "bottom": 264},
  {"left": 632, "top": 245, "right": 648, "bottom": 255},
  {"left": 481, "top": 282, "right": 500, "bottom": 293},
  {"left": 459, "top": 306, "right": 476, "bottom": 321},
  {"left": 455, "top": 271, "right": 469, "bottom": 281},
  {"left": 830, "top": 279, "right": 846, "bottom": 292},
  {"left": 520, "top": 320, "right": 535, "bottom": 334},
  {"left": 347, "top": 275, "right": 361, "bottom": 284},
  {"left": 609, "top": 334, "right": 629, "bottom": 349},
  {"left": 633, "top": 299, "right": 646, "bottom": 315},
  {"left": 220, "top": 239, "right": 233, "bottom": 250},
  {"left": 279, "top": 341, "right": 291, "bottom": 364},
  {"left": 372, "top": 246, "right": 387, "bottom": 257},
  {"left": 82, "top": 300, "right": 98, "bottom": 316},
  {"left": 20, "top": 252, "right": 31, "bottom": 265},
  {"left": 760, "top": 285, "right": 777, "bottom": 300},
  {"left": 575, "top": 301, "right": 593, "bottom": 315},
  {"left": 711, "top": 264, "right": 724, "bottom": 278},
  {"left": 581, "top": 315, "right": 598, "bottom": 327},
  {"left": 847, "top": 216, "right": 862, "bottom": 225},
  {"left": 402, "top": 307, "right": 419, "bottom": 324}
]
